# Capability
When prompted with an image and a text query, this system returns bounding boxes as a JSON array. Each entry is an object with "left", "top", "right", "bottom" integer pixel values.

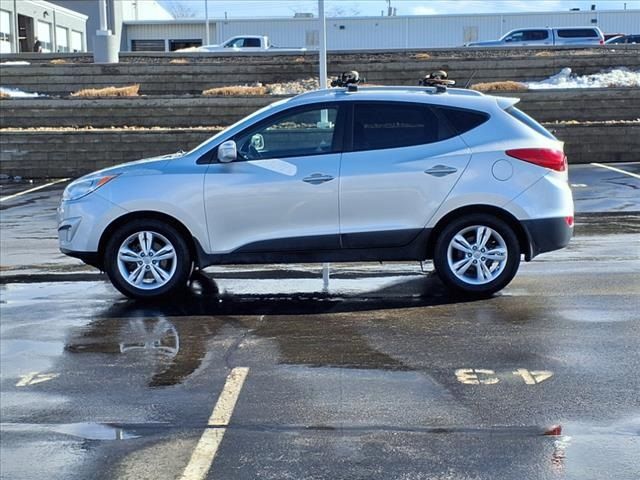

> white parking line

[
  {"left": 591, "top": 163, "right": 640, "bottom": 180},
  {"left": 0, "top": 178, "right": 70, "bottom": 203},
  {"left": 180, "top": 367, "right": 249, "bottom": 480}
]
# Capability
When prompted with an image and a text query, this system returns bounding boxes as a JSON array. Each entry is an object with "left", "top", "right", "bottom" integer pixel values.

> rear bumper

[{"left": 521, "top": 217, "right": 573, "bottom": 259}]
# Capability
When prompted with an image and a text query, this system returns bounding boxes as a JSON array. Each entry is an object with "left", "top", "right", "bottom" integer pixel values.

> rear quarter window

[
  {"left": 505, "top": 106, "right": 556, "bottom": 140},
  {"left": 434, "top": 106, "right": 489, "bottom": 135},
  {"left": 557, "top": 29, "right": 599, "bottom": 38}
]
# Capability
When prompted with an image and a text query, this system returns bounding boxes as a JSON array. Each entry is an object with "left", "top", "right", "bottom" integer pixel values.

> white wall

[{"left": 124, "top": 10, "right": 640, "bottom": 51}]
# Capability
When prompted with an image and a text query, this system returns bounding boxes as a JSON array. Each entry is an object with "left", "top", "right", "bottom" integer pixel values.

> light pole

[
  {"left": 204, "top": 0, "right": 210, "bottom": 45},
  {"left": 318, "top": 0, "right": 327, "bottom": 89},
  {"left": 94, "top": 0, "right": 118, "bottom": 63}
]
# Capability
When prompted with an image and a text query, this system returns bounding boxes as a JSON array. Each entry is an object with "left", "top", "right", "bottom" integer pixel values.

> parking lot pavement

[{"left": 1, "top": 163, "right": 639, "bottom": 480}]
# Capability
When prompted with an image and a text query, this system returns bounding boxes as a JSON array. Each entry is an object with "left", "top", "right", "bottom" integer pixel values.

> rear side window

[
  {"left": 435, "top": 106, "right": 489, "bottom": 135},
  {"left": 506, "top": 107, "right": 556, "bottom": 140},
  {"left": 557, "top": 29, "right": 599, "bottom": 38},
  {"left": 352, "top": 103, "right": 454, "bottom": 151},
  {"left": 523, "top": 30, "right": 549, "bottom": 41}
]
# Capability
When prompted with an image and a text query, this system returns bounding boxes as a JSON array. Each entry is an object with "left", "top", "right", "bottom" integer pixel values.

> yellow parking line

[
  {"left": 591, "top": 163, "right": 640, "bottom": 180},
  {"left": 0, "top": 178, "right": 70, "bottom": 202},
  {"left": 180, "top": 367, "right": 249, "bottom": 480}
]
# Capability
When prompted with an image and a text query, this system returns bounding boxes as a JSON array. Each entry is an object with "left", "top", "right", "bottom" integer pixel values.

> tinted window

[
  {"left": 523, "top": 30, "right": 549, "bottom": 41},
  {"left": 353, "top": 103, "right": 452, "bottom": 151},
  {"left": 235, "top": 106, "right": 339, "bottom": 160},
  {"left": 435, "top": 107, "right": 489, "bottom": 134},
  {"left": 557, "top": 29, "right": 599, "bottom": 38},
  {"left": 244, "top": 38, "right": 261, "bottom": 47}
]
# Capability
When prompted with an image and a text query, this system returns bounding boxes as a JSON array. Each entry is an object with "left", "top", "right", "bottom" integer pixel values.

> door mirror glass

[{"left": 217, "top": 140, "right": 237, "bottom": 163}]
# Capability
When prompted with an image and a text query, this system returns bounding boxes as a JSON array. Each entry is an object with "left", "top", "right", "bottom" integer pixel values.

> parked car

[
  {"left": 177, "top": 35, "right": 307, "bottom": 52},
  {"left": 466, "top": 26, "right": 604, "bottom": 47},
  {"left": 58, "top": 85, "right": 574, "bottom": 299},
  {"left": 605, "top": 34, "right": 640, "bottom": 44}
]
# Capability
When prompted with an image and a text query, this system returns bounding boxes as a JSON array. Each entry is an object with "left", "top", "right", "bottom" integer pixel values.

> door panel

[
  {"left": 203, "top": 104, "right": 343, "bottom": 254},
  {"left": 204, "top": 155, "right": 340, "bottom": 253},
  {"left": 340, "top": 139, "right": 471, "bottom": 248}
]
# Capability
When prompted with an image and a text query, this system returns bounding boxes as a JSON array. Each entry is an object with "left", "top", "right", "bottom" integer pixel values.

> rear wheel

[
  {"left": 104, "top": 219, "right": 192, "bottom": 300},
  {"left": 433, "top": 214, "right": 520, "bottom": 296}
]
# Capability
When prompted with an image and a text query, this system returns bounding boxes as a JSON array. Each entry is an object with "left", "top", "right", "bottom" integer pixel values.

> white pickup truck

[{"left": 178, "top": 35, "right": 307, "bottom": 52}]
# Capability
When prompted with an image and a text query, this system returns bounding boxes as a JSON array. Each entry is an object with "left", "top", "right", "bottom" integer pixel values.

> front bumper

[
  {"left": 521, "top": 217, "right": 573, "bottom": 258},
  {"left": 57, "top": 193, "right": 128, "bottom": 266}
]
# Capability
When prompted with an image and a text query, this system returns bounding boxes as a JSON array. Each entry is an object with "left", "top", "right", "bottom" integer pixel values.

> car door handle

[
  {"left": 425, "top": 165, "right": 458, "bottom": 177},
  {"left": 303, "top": 173, "right": 335, "bottom": 185}
]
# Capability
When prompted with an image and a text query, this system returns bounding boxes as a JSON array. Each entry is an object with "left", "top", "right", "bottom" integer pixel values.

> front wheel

[
  {"left": 433, "top": 214, "right": 521, "bottom": 296},
  {"left": 104, "top": 219, "right": 192, "bottom": 300}
]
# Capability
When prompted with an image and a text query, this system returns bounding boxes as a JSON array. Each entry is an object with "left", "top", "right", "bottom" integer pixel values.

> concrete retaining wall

[
  {"left": 1, "top": 122, "right": 637, "bottom": 178},
  {"left": 2, "top": 89, "right": 638, "bottom": 129},
  {"left": 1, "top": 49, "right": 638, "bottom": 96}
]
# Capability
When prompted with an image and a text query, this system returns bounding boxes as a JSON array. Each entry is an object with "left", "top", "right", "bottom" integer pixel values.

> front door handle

[
  {"left": 425, "top": 165, "right": 458, "bottom": 177},
  {"left": 303, "top": 173, "right": 335, "bottom": 185}
]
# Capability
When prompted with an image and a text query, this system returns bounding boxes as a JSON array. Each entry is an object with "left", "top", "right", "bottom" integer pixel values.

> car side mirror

[{"left": 217, "top": 140, "right": 237, "bottom": 163}]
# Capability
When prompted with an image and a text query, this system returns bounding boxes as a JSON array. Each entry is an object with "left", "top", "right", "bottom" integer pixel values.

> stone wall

[{"left": 1, "top": 122, "right": 637, "bottom": 178}]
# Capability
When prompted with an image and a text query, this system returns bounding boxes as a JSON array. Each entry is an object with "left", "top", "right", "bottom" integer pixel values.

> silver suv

[{"left": 58, "top": 86, "right": 574, "bottom": 299}]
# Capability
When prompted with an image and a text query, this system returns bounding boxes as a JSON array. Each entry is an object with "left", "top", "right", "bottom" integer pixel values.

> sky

[{"left": 160, "top": 0, "right": 640, "bottom": 19}]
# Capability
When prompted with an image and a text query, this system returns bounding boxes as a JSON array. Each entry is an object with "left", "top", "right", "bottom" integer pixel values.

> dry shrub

[
  {"left": 202, "top": 85, "right": 267, "bottom": 96},
  {"left": 169, "top": 58, "right": 189, "bottom": 64},
  {"left": 71, "top": 84, "right": 140, "bottom": 97},
  {"left": 412, "top": 53, "right": 431, "bottom": 60},
  {"left": 0, "top": 91, "right": 10, "bottom": 100},
  {"left": 470, "top": 81, "right": 528, "bottom": 92},
  {"left": 293, "top": 56, "right": 306, "bottom": 63},
  {"left": 534, "top": 51, "right": 554, "bottom": 57},
  {"left": 50, "top": 58, "right": 68, "bottom": 64}
]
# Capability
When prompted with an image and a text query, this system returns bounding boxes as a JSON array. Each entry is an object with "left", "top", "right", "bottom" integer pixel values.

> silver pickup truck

[{"left": 466, "top": 27, "right": 605, "bottom": 47}]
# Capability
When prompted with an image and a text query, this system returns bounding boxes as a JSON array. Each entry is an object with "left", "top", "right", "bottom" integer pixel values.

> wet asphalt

[{"left": 0, "top": 163, "right": 639, "bottom": 480}]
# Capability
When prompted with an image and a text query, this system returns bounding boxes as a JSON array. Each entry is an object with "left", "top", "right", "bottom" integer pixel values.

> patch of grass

[
  {"left": 293, "top": 57, "right": 306, "bottom": 63},
  {"left": 50, "top": 58, "right": 69, "bottom": 64},
  {"left": 0, "top": 91, "right": 10, "bottom": 100},
  {"left": 71, "top": 84, "right": 140, "bottom": 97},
  {"left": 169, "top": 58, "right": 190, "bottom": 64},
  {"left": 534, "top": 51, "right": 554, "bottom": 57},
  {"left": 470, "top": 81, "right": 528, "bottom": 92},
  {"left": 202, "top": 85, "right": 268, "bottom": 96},
  {"left": 412, "top": 53, "right": 431, "bottom": 60}
]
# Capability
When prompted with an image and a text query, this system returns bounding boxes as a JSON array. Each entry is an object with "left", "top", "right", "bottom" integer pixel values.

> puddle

[{"left": 48, "top": 422, "right": 141, "bottom": 440}]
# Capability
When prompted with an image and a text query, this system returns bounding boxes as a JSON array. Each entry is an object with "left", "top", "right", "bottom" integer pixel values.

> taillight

[
  {"left": 600, "top": 39, "right": 604, "bottom": 45},
  {"left": 506, "top": 148, "right": 566, "bottom": 172}
]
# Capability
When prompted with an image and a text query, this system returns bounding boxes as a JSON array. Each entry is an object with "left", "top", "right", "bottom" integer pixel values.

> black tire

[
  {"left": 104, "top": 219, "right": 192, "bottom": 300},
  {"left": 433, "top": 213, "right": 520, "bottom": 296}
]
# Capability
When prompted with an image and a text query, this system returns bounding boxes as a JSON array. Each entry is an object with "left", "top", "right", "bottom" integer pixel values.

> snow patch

[
  {"left": 1, "top": 61, "right": 30, "bottom": 65},
  {"left": 0, "top": 87, "right": 43, "bottom": 98},
  {"left": 526, "top": 67, "right": 640, "bottom": 89}
]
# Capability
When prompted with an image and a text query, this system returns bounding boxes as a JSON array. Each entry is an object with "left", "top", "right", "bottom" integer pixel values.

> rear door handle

[
  {"left": 303, "top": 173, "right": 335, "bottom": 185},
  {"left": 425, "top": 165, "right": 458, "bottom": 177}
]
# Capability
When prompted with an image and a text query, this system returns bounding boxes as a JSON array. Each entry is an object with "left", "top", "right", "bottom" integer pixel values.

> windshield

[{"left": 187, "top": 98, "right": 292, "bottom": 154}]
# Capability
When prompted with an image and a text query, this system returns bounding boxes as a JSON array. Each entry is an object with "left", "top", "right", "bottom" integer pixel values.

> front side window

[
  {"left": 505, "top": 31, "right": 525, "bottom": 42},
  {"left": 235, "top": 106, "right": 339, "bottom": 160},
  {"left": 352, "top": 103, "right": 450, "bottom": 151}
]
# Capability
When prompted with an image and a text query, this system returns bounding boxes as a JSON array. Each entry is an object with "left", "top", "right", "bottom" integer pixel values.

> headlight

[{"left": 62, "top": 174, "right": 118, "bottom": 202}]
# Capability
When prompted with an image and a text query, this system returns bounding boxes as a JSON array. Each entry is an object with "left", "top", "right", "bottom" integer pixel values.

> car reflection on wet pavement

[{"left": 1, "top": 163, "right": 639, "bottom": 480}]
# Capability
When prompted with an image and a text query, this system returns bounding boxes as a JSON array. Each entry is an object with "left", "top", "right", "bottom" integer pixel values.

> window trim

[
  {"left": 200, "top": 102, "right": 346, "bottom": 164},
  {"left": 344, "top": 100, "right": 458, "bottom": 153}
]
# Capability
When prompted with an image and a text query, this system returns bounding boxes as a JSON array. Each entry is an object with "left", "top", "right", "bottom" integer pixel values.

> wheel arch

[
  {"left": 98, "top": 211, "right": 201, "bottom": 270},
  {"left": 426, "top": 205, "right": 533, "bottom": 261}
]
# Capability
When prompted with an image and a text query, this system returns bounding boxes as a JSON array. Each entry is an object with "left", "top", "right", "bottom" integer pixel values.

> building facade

[
  {"left": 122, "top": 9, "right": 640, "bottom": 52},
  {"left": 0, "top": 0, "right": 87, "bottom": 53},
  {"left": 48, "top": 0, "right": 172, "bottom": 51}
]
